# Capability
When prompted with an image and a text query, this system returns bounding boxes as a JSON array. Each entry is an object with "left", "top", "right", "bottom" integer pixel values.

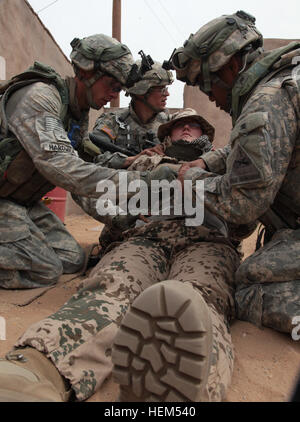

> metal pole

[{"left": 111, "top": 0, "right": 121, "bottom": 107}]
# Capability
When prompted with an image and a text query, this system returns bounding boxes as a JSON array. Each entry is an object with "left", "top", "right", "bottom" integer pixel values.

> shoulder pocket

[{"left": 230, "top": 112, "right": 269, "bottom": 145}]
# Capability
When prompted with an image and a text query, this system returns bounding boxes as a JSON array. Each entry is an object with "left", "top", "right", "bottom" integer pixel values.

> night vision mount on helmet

[{"left": 126, "top": 60, "right": 174, "bottom": 96}]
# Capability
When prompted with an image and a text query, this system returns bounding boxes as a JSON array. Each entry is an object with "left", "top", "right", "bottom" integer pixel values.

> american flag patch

[
  {"left": 45, "top": 117, "right": 64, "bottom": 132},
  {"left": 101, "top": 125, "right": 116, "bottom": 140}
]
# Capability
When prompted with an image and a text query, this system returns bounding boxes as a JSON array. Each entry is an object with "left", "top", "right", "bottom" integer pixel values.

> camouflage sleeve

[
  {"left": 6, "top": 82, "right": 144, "bottom": 201},
  {"left": 201, "top": 144, "right": 231, "bottom": 174},
  {"left": 71, "top": 193, "right": 112, "bottom": 225},
  {"left": 94, "top": 151, "right": 128, "bottom": 169},
  {"left": 71, "top": 193, "right": 138, "bottom": 231},
  {"left": 186, "top": 82, "right": 297, "bottom": 225}
]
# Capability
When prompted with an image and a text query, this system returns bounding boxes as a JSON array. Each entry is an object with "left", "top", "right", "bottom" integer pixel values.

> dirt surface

[{"left": 0, "top": 215, "right": 299, "bottom": 402}]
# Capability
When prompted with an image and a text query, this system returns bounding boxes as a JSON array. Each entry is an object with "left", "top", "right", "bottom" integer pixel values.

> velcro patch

[
  {"left": 43, "top": 143, "right": 73, "bottom": 153},
  {"left": 54, "top": 131, "right": 69, "bottom": 142},
  {"left": 101, "top": 125, "right": 116, "bottom": 140},
  {"left": 45, "top": 117, "right": 64, "bottom": 132},
  {"left": 229, "top": 145, "right": 261, "bottom": 186}
]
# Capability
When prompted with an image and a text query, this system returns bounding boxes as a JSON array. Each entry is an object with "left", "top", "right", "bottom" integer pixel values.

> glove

[
  {"left": 142, "top": 165, "right": 178, "bottom": 185},
  {"left": 111, "top": 214, "right": 141, "bottom": 232}
]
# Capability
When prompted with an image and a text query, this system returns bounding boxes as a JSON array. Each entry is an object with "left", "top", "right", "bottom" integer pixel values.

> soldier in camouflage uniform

[
  {"left": 79, "top": 61, "right": 173, "bottom": 259},
  {"left": 171, "top": 11, "right": 300, "bottom": 334},
  {"left": 90, "top": 61, "right": 174, "bottom": 157},
  {"left": 0, "top": 110, "right": 243, "bottom": 402},
  {"left": 0, "top": 34, "right": 175, "bottom": 290},
  {"left": 77, "top": 62, "right": 174, "bottom": 254},
  {"left": 75, "top": 107, "right": 215, "bottom": 251}
]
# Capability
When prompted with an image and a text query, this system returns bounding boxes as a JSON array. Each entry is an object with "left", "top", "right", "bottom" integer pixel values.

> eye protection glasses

[
  {"left": 149, "top": 86, "right": 169, "bottom": 95},
  {"left": 173, "top": 121, "right": 202, "bottom": 130}
]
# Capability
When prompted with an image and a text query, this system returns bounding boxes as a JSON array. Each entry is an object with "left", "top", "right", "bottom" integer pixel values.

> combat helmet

[
  {"left": 172, "top": 11, "right": 263, "bottom": 94},
  {"left": 70, "top": 34, "right": 135, "bottom": 87},
  {"left": 127, "top": 61, "right": 174, "bottom": 95}
]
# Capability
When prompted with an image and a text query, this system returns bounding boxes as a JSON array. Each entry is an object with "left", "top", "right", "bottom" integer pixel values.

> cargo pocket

[{"left": 0, "top": 224, "right": 30, "bottom": 243}]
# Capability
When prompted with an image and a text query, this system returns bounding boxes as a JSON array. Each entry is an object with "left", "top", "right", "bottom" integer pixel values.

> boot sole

[{"left": 112, "top": 280, "right": 213, "bottom": 402}]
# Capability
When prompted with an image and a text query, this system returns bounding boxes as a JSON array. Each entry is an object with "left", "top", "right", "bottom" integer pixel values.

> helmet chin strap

[
  {"left": 212, "top": 75, "right": 233, "bottom": 113},
  {"left": 83, "top": 71, "right": 104, "bottom": 110},
  {"left": 75, "top": 67, "right": 104, "bottom": 110},
  {"left": 66, "top": 77, "right": 85, "bottom": 120},
  {"left": 226, "top": 92, "right": 233, "bottom": 115},
  {"left": 204, "top": 72, "right": 232, "bottom": 113},
  {"left": 85, "top": 86, "right": 101, "bottom": 110},
  {"left": 134, "top": 93, "right": 164, "bottom": 114}
]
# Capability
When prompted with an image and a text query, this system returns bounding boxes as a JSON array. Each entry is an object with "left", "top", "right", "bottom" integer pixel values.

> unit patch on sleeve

[
  {"left": 229, "top": 144, "right": 262, "bottom": 186},
  {"left": 100, "top": 125, "right": 116, "bottom": 140}
]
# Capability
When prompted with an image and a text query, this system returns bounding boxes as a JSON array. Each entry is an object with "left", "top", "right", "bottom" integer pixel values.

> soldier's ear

[
  {"left": 75, "top": 68, "right": 95, "bottom": 81},
  {"left": 132, "top": 93, "right": 146, "bottom": 102}
]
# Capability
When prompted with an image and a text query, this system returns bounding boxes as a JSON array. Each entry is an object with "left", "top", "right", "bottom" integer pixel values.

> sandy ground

[{"left": 0, "top": 214, "right": 299, "bottom": 402}]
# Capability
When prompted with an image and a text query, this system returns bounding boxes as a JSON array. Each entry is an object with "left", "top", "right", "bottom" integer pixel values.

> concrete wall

[
  {"left": 0, "top": 0, "right": 72, "bottom": 79},
  {"left": 0, "top": 0, "right": 100, "bottom": 127},
  {"left": 183, "top": 38, "right": 299, "bottom": 149},
  {"left": 0, "top": 0, "right": 101, "bottom": 216}
]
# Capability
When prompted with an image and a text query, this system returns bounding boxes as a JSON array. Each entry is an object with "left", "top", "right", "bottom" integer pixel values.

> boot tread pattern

[{"left": 112, "top": 281, "right": 212, "bottom": 402}]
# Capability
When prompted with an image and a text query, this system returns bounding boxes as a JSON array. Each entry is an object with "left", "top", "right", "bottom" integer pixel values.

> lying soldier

[{"left": 0, "top": 109, "right": 252, "bottom": 402}]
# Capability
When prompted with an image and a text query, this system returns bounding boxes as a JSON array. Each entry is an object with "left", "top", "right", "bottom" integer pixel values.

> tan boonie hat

[{"left": 157, "top": 108, "right": 215, "bottom": 142}]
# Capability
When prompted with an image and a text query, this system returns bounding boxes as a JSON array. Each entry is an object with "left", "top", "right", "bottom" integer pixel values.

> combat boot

[
  {"left": 112, "top": 280, "right": 213, "bottom": 402},
  {"left": 0, "top": 347, "right": 71, "bottom": 402}
]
